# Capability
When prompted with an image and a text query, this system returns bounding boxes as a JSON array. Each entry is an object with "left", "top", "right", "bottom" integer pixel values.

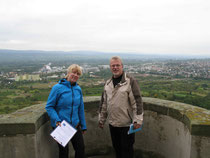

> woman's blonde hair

[{"left": 66, "top": 64, "right": 82, "bottom": 78}]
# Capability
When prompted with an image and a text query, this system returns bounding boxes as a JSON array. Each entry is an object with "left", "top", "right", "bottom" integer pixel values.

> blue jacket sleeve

[
  {"left": 79, "top": 92, "right": 87, "bottom": 130},
  {"left": 45, "top": 85, "right": 61, "bottom": 125}
]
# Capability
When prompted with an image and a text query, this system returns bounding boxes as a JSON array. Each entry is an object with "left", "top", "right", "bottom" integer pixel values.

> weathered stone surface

[
  {"left": 0, "top": 96, "right": 100, "bottom": 136},
  {"left": 143, "top": 97, "right": 210, "bottom": 136},
  {"left": 0, "top": 96, "right": 210, "bottom": 158}
]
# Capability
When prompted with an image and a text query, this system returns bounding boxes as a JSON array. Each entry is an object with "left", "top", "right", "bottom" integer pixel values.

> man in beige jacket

[{"left": 98, "top": 56, "right": 144, "bottom": 158}]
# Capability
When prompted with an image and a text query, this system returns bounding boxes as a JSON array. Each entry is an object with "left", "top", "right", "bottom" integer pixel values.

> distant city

[
  {"left": 1, "top": 59, "right": 209, "bottom": 82},
  {"left": 0, "top": 49, "right": 209, "bottom": 114},
  {"left": 0, "top": 49, "right": 209, "bottom": 83}
]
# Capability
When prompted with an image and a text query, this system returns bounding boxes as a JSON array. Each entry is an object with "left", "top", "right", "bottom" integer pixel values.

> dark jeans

[
  {"left": 57, "top": 129, "right": 85, "bottom": 158},
  {"left": 109, "top": 124, "right": 135, "bottom": 158}
]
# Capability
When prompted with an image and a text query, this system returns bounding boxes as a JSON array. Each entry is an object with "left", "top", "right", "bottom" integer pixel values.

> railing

[{"left": 0, "top": 96, "right": 210, "bottom": 158}]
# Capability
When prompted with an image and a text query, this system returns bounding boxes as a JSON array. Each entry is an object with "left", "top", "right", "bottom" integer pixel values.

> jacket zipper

[{"left": 70, "top": 86, "right": 74, "bottom": 124}]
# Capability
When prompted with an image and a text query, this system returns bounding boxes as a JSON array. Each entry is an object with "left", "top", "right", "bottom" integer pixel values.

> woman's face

[{"left": 67, "top": 69, "right": 80, "bottom": 83}]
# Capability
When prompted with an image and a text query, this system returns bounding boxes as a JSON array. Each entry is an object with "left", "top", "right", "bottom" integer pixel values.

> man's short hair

[{"left": 110, "top": 56, "right": 123, "bottom": 65}]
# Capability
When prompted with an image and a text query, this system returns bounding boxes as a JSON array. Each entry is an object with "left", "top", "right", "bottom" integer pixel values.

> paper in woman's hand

[{"left": 50, "top": 120, "right": 77, "bottom": 147}]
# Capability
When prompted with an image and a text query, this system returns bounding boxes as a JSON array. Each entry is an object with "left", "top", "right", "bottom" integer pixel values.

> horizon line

[{"left": 0, "top": 48, "right": 210, "bottom": 58}]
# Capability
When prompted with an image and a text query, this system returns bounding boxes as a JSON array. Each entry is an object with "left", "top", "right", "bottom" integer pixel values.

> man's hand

[
  {"left": 98, "top": 122, "right": 104, "bottom": 129},
  {"left": 56, "top": 122, "right": 61, "bottom": 127},
  {"left": 133, "top": 122, "right": 141, "bottom": 129}
]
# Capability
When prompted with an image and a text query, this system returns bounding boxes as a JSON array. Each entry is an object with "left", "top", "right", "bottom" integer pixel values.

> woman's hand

[{"left": 56, "top": 122, "right": 61, "bottom": 127}]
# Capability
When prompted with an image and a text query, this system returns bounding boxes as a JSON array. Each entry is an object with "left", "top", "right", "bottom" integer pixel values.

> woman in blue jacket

[{"left": 46, "top": 64, "right": 86, "bottom": 158}]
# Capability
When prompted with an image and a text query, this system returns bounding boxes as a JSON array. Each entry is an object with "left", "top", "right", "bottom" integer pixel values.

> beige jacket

[{"left": 99, "top": 72, "right": 143, "bottom": 127}]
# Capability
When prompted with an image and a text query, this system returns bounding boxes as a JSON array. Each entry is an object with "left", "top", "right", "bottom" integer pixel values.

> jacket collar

[
  {"left": 121, "top": 72, "right": 126, "bottom": 83},
  {"left": 107, "top": 72, "right": 127, "bottom": 86},
  {"left": 59, "top": 78, "right": 77, "bottom": 88}
]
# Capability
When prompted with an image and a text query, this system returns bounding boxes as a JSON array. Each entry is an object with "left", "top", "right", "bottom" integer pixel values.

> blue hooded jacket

[{"left": 45, "top": 78, "right": 87, "bottom": 130}]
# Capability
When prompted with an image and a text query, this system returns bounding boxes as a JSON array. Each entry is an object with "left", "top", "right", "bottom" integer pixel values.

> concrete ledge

[
  {"left": 0, "top": 96, "right": 101, "bottom": 136},
  {"left": 0, "top": 96, "right": 210, "bottom": 137},
  {"left": 0, "top": 96, "right": 210, "bottom": 158},
  {"left": 143, "top": 97, "right": 210, "bottom": 137}
]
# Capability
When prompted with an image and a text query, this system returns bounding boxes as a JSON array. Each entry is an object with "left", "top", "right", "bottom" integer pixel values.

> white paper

[{"left": 50, "top": 120, "right": 77, "bottom": 147}]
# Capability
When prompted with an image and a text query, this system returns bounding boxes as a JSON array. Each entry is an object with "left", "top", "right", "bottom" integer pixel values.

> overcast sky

[{"left": 0, "top": 0, "right": 210, "bottom": 56}]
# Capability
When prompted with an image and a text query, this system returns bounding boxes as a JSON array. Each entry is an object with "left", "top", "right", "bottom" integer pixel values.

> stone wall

[{"left": 0, "top": 96, "right": 210, "bottom": 158}]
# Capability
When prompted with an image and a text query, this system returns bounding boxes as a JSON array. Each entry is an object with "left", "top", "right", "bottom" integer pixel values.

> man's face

[{"left": 110, "top": 59, "right": 123, "bottom": 78}]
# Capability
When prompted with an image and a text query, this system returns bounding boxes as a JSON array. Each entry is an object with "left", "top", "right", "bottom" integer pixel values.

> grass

[{"left": 0, "top": 76, "right": 209, "bottom": 114}]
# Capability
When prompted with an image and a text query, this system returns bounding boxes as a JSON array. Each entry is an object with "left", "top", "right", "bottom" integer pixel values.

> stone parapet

[
  {"left": 0, "top": 96, "right": 100, "bottom": 136},
  {"left": 143, "top": 97, "right": 210, "bottom": 137},
  {"left": 0, "top": 96, "right": 210, "bottom": 158}
]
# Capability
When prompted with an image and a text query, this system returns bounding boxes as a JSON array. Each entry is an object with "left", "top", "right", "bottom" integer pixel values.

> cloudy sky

[{"left": 0, "top": 0, "right": 210, "bottom": 56}]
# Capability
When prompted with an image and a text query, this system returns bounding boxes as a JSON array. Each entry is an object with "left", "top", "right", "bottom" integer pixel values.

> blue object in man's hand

[{"left": 128, "top": 123, "right": 143, "bottom": 134}]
